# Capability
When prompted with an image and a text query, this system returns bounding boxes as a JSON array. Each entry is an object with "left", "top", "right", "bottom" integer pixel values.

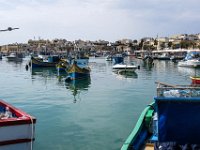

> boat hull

[
  {"left": 121, "top": 103, "right": 155, "bottom": 150},
  {"left": 0, "top": 100, "right": 36, "bottom": 150},
  {"left": 178, "top": 59, "right": 200, "bottom": 68},
  {"left": 112, "top": 64, "right": 137, "bottom": 72},
  {"left": 31, "top": 56, "right": 57, "bottom": 68},
  {"left": 6, "top": 57, "right": 22, "bottom": 62},
  {"left": 68, "top": 64, "right": 90, "bottom": 80},
  {"left": 190, "top": 76, "right": 200, "bottom": 84}
]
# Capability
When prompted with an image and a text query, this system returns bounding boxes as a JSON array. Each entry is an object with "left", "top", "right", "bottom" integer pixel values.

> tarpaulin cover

[{"left": 155, "top": 97, "right": 200, "bottom": 144}]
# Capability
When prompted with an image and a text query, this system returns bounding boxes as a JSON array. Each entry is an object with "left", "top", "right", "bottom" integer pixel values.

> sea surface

[{"left": 0, "top": 56, "right": 198, "bottom": 150}]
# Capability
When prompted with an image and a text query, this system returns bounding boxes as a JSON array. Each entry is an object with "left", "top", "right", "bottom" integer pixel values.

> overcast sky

[{"left": 0, "top": 0, "right": 200, "bottom": 45}]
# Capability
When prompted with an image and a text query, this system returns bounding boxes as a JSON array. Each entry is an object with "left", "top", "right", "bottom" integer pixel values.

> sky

[{"left": 0, "top": 0, "right": 200, "bottom": 45}]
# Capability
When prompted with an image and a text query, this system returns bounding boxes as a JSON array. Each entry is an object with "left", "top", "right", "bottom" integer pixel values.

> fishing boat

[
  {"left": 178, "top": 51, "right": 200, "bottom": 68},
  {"left": 0, "top": 99, "right": 36, "bottom": 150},
  {"left": 56, "top": 59, "right": 69, "bottom": 73},
  {"left": 121, "top": 82, "right": 200, "bottom": 150},
  {"left": 67, "top": 58, "right": 90, "bottom": 80},
  {"left": 6, "top": 53, "right": 23, "bottom": 62},
  {"left": 112, "top": 54, "right": 124, "bottom": 64},
  {"left": 31, "top": 55, "right": 60, "bottom": 68},
  {"left": 190, "top": 76, "right": 200, "bottom": 84},
  {"left": 157, "top": 53, "right": 170, "bottom": 60}
]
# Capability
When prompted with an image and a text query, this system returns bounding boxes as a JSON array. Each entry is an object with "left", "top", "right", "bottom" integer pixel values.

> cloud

[{"left": 0, "top": 0, "right": 200, "bottom": 44}]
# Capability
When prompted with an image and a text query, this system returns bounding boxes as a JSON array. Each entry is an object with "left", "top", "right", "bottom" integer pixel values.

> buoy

[
  {"left": 25, "top": 64, "right": 29, "bottom": 70},
  {"left": 137, "top": 65, "right": 140, "bottom": 69}
]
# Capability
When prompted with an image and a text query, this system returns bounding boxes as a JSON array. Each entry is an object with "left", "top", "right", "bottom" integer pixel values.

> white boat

[
  {"left": 105, "top": 55, "right": 112, "bottom": 61},
  {"left": 178, "top": 51, "right": 200, "bottom": 68},
  {"left": 0, "top": 99, "right": 36, "bottom": 150},
  {"left": 157, "top": 53, "right": 170, "bottom": 60},
  {"left": 112, "top": 64, "right": 138, "bottom": 72},
  {"left": 178, "top": 59, "right": 200, "bottom": 67},
  {"left": 6, "top": 53, "right": 23, "bottom": 62}
]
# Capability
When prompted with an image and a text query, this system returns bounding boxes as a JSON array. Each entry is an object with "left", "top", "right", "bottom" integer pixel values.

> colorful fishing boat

[
  {"left": 67, "top": 58, "right": 90, "bottom": 80},
  {"left": 0, "top": 99, "right": 36, "bottom": 150},
  {"left": 190, "top": 76, "right": 200, "bottom": 84},
  {"left": 56, "top": 59, "right": 69, "bottom": 73},
  {"left": 121, "top": 82, "right": 200, "bottom": 150},
  {"left": 31, "top": 55, "right": 60, "bottom": 68}
]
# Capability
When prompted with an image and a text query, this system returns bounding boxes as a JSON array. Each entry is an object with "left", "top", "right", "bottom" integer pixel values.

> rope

[{"left": 30, "top": 116, "right": 34, "bottom": 150}]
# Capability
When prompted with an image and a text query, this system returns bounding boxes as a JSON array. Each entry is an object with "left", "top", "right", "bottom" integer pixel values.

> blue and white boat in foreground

[{"left": 121, "top": 82, "right": 200, "bottom": 150}]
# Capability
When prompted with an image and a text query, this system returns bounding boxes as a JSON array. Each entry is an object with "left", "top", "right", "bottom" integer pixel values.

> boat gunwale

[{"left": 121, "top": 102, "right": 155, "bottom": 150}]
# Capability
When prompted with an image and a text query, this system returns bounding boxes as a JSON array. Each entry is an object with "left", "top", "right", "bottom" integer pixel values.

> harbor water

[{"left": 0, "top": 56, "right": 198, "bottom": 150}]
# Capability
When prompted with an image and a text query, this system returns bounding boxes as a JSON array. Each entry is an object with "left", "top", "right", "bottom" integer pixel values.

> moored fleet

[{"left": 1, "top": 42, "right": 200, "bottom": 150}]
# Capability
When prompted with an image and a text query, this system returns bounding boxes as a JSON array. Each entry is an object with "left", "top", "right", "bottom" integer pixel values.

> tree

[
  {"left": 139, "top": 39, "right": 144, "bottom": 50},
  {"left": 168, "top": 42, "right": 173, "bottom": 49}
]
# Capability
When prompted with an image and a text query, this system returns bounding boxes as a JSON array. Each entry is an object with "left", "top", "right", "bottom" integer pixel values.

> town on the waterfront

[{"left": 1, "top": 33, "right": 200, "bottom": 59}]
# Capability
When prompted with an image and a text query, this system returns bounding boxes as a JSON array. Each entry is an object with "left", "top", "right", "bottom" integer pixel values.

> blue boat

[
  {"left": 31, "top": 56, "right": 60, "bottom": 68},
  {"left": 121, "top": 82, "right": 200, "bottom": 150},
  {"left": 56, "top": 59, "right": 69, "bottom": 73},
  {"left": 67, "top": 58, "right": 90, "bottom": 80},
  {"left": 112, "top": 54, "right": 124, "bottom": 64}
]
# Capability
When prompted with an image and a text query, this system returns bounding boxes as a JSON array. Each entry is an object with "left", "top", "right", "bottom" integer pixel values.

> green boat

[{"left": 121, "top": 82, "right": 200, "bottom": 150}]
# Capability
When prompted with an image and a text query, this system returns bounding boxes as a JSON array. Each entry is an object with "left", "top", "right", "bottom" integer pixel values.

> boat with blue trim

[
  {"left": 67, "top": 58, "right": 90, "bottom": 80},
  {"left": 121, "top": 82, "right": 200, "bottom": 150},
  {"left": 31, "top": 55, "right": 60, "bottom": 68},
  {"left": 178, "top": 51, "right": 200, "bottom": 68},
  {"left": 56, "top": 59, "right": 69, "bottom": 73}
]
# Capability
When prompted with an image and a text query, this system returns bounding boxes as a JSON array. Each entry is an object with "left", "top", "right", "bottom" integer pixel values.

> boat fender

[
  {"left": 25, "top": 64, "right": 29, "bottom": 70},
  {"left": 65, "top": 76, "right": 72, "bottom": 82},
  {"left": 137, "top": 65, "right": 140, "bottom": 69}
]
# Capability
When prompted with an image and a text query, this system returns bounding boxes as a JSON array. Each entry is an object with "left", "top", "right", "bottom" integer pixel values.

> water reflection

[
  {"left": 65, "top": 78, "right": 91, "bottom": 103},
  {"left": 114, "top": 70, "right": 138, "bottom": 79},
  {"left": 177, "top": 67, "right": 200, "bottom": 77},
  {"left": 31, "top": 67, "right": 57, "bottom": 78}
]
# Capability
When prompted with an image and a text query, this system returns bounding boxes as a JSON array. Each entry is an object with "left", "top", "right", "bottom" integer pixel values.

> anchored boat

[
  {"left": 190, "top": 76, "right": 200, "bottom": 84},
  {"left": 67, "top": 58, "right": 90, "bottom": 80},
  {"left": 178, "top": 51, "right": 200, "bottom": 68},
  {"left": 0, "top": 99, "right": 36, "bottom": 150},
  {"left": 121, "top": 82, "right": 200, "bottom": 150},
  {"left": 112, "top": 64, "right": 138, "bottom": 73},
  {"left": 31, "top": 55, "right": 60, "bottom": 68}
]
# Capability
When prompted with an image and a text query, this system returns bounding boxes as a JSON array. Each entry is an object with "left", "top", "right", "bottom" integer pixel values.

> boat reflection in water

[
  {"left": 114, "top": 70, "right": 138, "bottom": 79},
  {"left": 65, "top": 77, "right": 91, "bottom": 103},
  {"left": 31, "top": 67, "right": 57, "bottom": 78}
]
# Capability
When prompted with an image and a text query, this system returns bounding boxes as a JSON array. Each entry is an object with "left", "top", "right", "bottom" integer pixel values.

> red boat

[
  {"left": 190, "top": 76, "right": 200, "bottom": 84},
  {"left": 0, "top": 99, "right": 36, "bottom": 150}
]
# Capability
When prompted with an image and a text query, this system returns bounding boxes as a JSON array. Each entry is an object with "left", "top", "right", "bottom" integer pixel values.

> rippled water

[{"left": 0, "top": 56, "right": 198, "bottom": 150}]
